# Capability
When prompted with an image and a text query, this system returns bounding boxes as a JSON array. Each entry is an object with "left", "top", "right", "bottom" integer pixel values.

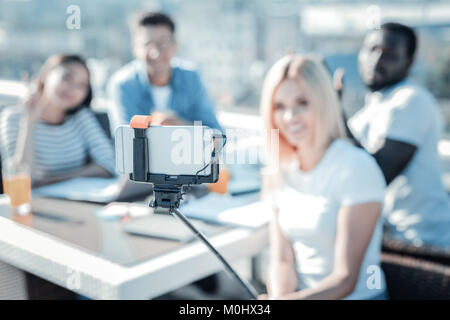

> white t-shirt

[
  {"left": 151, "top": 85, "right": 172, "bottom": 112},
  {"left": 276, "top": 139, "right": 387, "bottom": 300},
  {"left": 348, "top": 79, "right": 450, "bottom": 249}
]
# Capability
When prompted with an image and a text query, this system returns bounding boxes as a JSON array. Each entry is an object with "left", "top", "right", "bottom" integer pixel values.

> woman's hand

[
  {"left": 265, "top": 214, "right": 298, "bottom": 299},
  {"left": 333, "top": 67, "right": 345, "bottom": 100},
  {"left": 257, "top": 293, "right": 285, "bottom": 300},
  {"left": 23, "top": 86, "right": 44, "bottom": 123},
  {"left": 14, "top": 87, "right": 44, "bottom": 167}
]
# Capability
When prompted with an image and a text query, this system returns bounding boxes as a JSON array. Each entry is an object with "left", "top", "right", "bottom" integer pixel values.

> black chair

[
  {"left": 0, "top": 260, "right": 76, "bottom": 300},
  {"left": 381, "top": 252, "right": 450, "bottom": 299},
  {"left": 93, "top": 111, "right": 112, "bottom": 139},
  {"left": 382, "top": 237, "right": 450, "bottom": 266},
  {"left": 0, "top": 104, "right": 4, "bottom": 194},
  {"left": 0, "top": 157, "right": 3, "bottom": 194}
]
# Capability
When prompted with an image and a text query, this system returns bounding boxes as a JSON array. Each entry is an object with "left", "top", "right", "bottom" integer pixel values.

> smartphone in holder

[
  {"left": 115, "top": 125, "right": 215, "bottom": 177},
  {"left": 115, "top": 117, "right": 222, "bottom": 208}
]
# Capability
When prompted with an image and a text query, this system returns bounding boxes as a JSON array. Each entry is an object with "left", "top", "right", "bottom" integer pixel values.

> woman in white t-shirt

[{"left": 258, "top": 54, "right": 388, "bottom": 300}]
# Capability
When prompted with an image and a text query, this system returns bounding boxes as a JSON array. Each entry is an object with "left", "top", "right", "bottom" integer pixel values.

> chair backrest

[
  {"left": 93, "top": 111, "right": 111, "bottom": 140},
  {"left": 0, "top": 261, "right": 27, "bottom": 299},
  {"left": 0, "top": 155, "right": 3, "bottom": 194},
  {"left": 383, "top": 237, "right": 450, "bottom": 266},
  {"left": 381, "top": 252, "right": 450, "bottom": 299},
  {"left": 0, "top": 156, "right": 3, "bottom": 194},
  {"left": 0, "top": 104, "right": 5, "bottom": 194}
]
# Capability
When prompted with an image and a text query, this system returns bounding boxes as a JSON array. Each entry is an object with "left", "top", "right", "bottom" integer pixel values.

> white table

[{"left": 0, "top": 196, "right": 268, "bottom": 299}]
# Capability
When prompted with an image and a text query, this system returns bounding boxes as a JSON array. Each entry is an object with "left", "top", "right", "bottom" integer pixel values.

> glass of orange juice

[
  {"left": 2, "top": 161, "right": 31, "bottom": 215},
  {"left": 208, "top": 167, "right": 231, "bottom": 194}
]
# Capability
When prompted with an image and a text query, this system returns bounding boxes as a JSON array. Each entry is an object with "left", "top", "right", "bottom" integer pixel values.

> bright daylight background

[{"left": 0, "top": 0, "right": 449, "bottom": 148}]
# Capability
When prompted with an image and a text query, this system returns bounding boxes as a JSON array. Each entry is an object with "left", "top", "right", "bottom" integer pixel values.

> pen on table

[{"left": 32, "top": 211, "right": 84, "bottom": 224}]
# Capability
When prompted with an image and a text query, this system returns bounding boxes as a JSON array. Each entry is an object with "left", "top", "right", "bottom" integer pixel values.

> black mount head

[{"left": 150, "top": 184, "right": 184, "bottom": 209}]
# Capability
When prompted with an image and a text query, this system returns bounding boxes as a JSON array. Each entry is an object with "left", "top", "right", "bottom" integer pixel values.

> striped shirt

[{"left": 0, "top": 106, "right": 116, "bottom": 181}]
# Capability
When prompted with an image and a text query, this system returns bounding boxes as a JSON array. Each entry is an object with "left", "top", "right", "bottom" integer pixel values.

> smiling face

[
  {"left": 273, "top": 78, "right": 317, "bottom": 150},
  {"left": 133, "top": 24, "right": 176, "bottom": 81},
  {"left": 42, "top": 62, "right": 90, "bottom": 111},
  {"left": 359, "top": 29, "right": 412, "bottom": 91}
]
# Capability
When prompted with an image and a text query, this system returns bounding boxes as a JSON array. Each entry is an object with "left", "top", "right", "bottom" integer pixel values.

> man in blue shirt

[
  {"left": 108, "top": 11, "right": 222, "bottom": 132},
  {"left": 108, "top": 11, "right": 221, "bottom": 295}
]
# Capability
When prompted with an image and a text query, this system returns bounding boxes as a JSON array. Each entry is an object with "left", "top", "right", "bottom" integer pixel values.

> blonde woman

[{"left": 259, "top": 54, "right": 388, "bottom": 300}]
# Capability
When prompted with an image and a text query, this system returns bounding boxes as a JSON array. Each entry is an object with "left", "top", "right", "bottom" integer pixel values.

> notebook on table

[
  {"left": 32, "top": 176, "right": 153, "bottom": 203},
  {"left": 122, "top": 213, "right": 211, "bottom": 242},
  {"left": 179, "top": 192, "right": 272, "bottom": 229}
]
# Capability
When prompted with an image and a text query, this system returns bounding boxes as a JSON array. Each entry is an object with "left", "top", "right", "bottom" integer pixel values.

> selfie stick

[
  {"left": 129, "top": 115, "right": 258, "bottom": 300},
  {"left": 169, "top": 206, "right": 258, "bottom": 300}
]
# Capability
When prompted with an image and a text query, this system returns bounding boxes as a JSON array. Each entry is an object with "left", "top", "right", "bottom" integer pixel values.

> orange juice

[
  {"left": 11, "top": 211, "right": 32, "bottom": 227},
  {"left": 3, "top": 174, "right": 31, "bottom": 207},
  {"left": 208, "top": 169, "right": 231, "bottom": 194}
]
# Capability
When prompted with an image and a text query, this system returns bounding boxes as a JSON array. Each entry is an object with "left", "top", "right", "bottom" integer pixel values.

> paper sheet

[{"left": 180, "top": 193, "right": 272, "bottom": 228}]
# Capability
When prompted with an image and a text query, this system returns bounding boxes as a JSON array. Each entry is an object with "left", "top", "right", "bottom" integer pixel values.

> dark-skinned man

[{"left": 348, "top": 22, "right": 450, "bottom": 250}]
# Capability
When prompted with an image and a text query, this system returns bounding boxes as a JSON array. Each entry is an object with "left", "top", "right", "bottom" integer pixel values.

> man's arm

[
  {"left": 343, "top": 115, "right": 416, "bottom": 185},
  {"left": 107, "top": 80, "right": 139, "bottom": 131},
  {"left": 190, "top": 72, "right": 223, "bottom": 132},
  {"left": 342, "top": 112, "right": 362, "bottom": 148},
  {"left": 372, "top": 138, "right": 417, "bottom": 185}
]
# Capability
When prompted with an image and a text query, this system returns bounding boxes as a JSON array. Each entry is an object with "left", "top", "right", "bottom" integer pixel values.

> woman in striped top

[{"left": 0, "top": 54, "right": 115, "bottom": 187}]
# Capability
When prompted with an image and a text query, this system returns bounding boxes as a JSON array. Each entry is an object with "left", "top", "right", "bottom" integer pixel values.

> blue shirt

[{"left": 107, "top": 59, "right": 222, "bottom": 132}]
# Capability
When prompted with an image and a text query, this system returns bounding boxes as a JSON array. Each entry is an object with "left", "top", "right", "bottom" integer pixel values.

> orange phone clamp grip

[
  {"left": 129, "top": 115, "right": 151, "bottom": 182},
  {"left": 130, "top": 115, "right": 152, "bottom": 129}
]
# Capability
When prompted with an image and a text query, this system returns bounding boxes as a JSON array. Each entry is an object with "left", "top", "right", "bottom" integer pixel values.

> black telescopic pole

[{"left": 169, "top": 207, "right": 258, "bottom": 300}]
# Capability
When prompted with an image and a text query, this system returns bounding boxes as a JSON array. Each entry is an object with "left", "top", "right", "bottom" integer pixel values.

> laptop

[{"left": 32, "top": 176, "right": 154, "bottom": 203}]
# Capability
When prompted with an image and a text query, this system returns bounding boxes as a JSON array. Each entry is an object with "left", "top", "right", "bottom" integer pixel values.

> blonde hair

[{"left": 260, "top": 54, "right": 346, "bottom": 197}]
